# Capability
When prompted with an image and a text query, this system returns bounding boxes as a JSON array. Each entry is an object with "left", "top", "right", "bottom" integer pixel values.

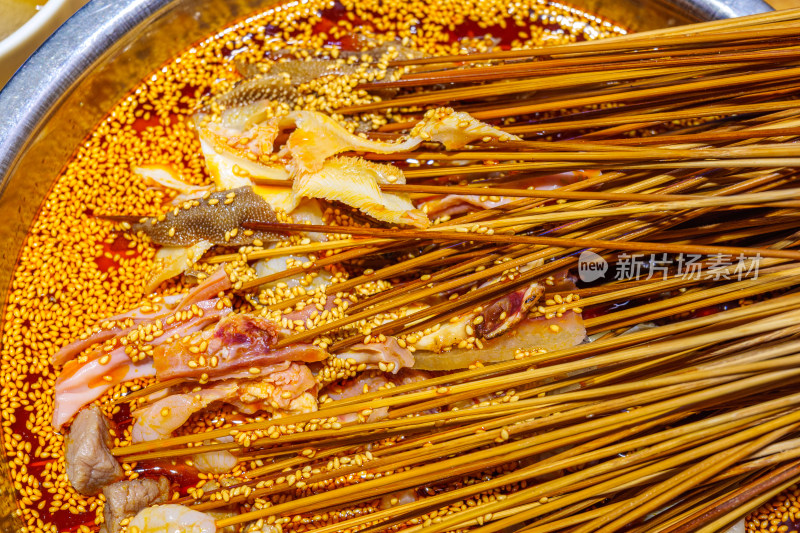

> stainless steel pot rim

[{"left": 0, "top": 0, "right": 172, "bottom": 190}]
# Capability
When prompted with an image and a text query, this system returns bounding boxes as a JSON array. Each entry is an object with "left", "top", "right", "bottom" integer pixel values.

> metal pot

[{"left": 0, "top": 0, "right": 773, "bottom": 530}]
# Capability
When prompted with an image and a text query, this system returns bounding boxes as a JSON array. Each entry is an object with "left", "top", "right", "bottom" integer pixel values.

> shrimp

[
  {"left": 132, "top": 363, "right": 318, "bottom": 443},
  {"left": 131, "top": 382, "right": 238, "bottom": 442},
  {"left": 126, "top": 504, "right": 216, "bottom": 533},
  {"left": 192, "top": 449, "right": 239, "bottom": 475},
  {"left": 192, "top": 437, "right": 239, "bottom": 475}
]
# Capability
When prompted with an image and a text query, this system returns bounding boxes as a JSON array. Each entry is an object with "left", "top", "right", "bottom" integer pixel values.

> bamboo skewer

[
  {"left": 503, "top": 102, "right": 800, "bottom": 135},
  {"left": 91, "top": 11, "right": 800, "bottom": 532},
  {"left": 115, "top": 293, "right": 800, "bottom": 455},
  {"left": 373, "top": 66, "right": 800, "bottom": 129},
  {"left": 587, "top": 126, "right": 800, "bottom": 146},
  {"left": 347, "top": 62, "right": 748, "bottom": 113},
  {"left": 435, "top": 407, "right": 800, "bottom": 533},
  {"left": 245, "top": 221, "right": 800, "bottom": 264},
  {"left": 574, "top": 424, "right": 800, "bottom": 533},
  {"left": 205, "top": 237, "right": 388, "bottom": 264},
  {"left": 365, "top": 46, "right": 800, "bottom": 89},
  {"left": 658, "top": 460, "right": 800, "bottom": 533},
  {"left": 241, "top": 168, "right": 628, "bottom": 294},
  {"left": 216, "top": 367, "right": 800, "bottom": 530},
  {"left": 386, "top": 9, "right": 800, "bottom": 66},
  {"left": 250, "top": 177, "right": 712, "bottom": 202}
]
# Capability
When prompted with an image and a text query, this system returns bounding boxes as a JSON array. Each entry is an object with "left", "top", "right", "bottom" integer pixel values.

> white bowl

[{"left": 0, "top": 0, "right": 88, "bottom": 89}]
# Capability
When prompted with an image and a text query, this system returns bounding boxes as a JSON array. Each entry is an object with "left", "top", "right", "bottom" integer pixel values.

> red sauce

[
  {"left": 135, "top": 460, "right": 201, "bottom": 493},
  {"left": 688, "top": 302, "right": 738, "bottom": 319},
  {"left": 94, "top": 254, "right": 121, "bottom": 274},
  {"left": 48, "top": 511, "right": 97, "bottom": 532},
  {"left": 131, "top": 114, "right": 170, "bottom": 133},
  {"left": 111, "top": 402, "right": 133, "bottom": 427}
]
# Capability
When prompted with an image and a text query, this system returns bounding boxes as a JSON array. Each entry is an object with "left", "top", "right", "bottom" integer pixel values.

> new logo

[{"left": 578, "top": 250, "right": 608, "bottom": 282}]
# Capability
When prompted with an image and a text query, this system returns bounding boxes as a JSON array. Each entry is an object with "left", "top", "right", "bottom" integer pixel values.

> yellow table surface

[{"left": 768, "top": 0, "right": 800, "bottom": 9}]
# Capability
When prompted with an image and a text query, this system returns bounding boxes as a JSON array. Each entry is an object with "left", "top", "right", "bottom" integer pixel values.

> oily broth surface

[{"left": 0, "top": 1, "right": 624, "bottom": 532}]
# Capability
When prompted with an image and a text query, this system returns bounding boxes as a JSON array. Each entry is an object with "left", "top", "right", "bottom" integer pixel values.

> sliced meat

[
  {"left": 322, "top": 371, "right": 391, "bottom": 423},
  {"left": 477, "top": 283, "right": 543, "bottom": 339},
  {"left": 132, "top": 363, "right": 318, "bottom": 443},
  {"left": 282, "top": 294, "right": 338, "bottom": 322},
  {"left": 280, "top": 111, "right": 420, "bottom": 174},
  {"left": 53, "top": 269, "right": 230, "bottom": 367},
  {"left": 53, "top": 302, "right": 229, "bottom": 430},
  {"left": 413, "top": 310, "right": 477, "bottom": 354},
  {"left": 408, "top": 107, "right": 520, "bottom": 149},
  {"left": 131, "top": 382, "right": 238, "bottom": 443},
  {"left": 153, "top": 313, "right": 327, "bottom": 381},
  {"left": 54, "top": 328, "right": 123, "bottom": 368},
  {"left": 412, "top": 283, "right": 543, "bottom": 353},
  {"left": 292, "top": 156, "right": 428, "bottom": 228},
  {"left": 102, "top": 477, "right": 170, "bottom": 533},
  {"left": 53, "top": 292, "right": 189, "bottom": 367},
  {"left": 230, "top": 363, "right": 318, "bottom": 414},
  {"left": 208, "top": 120, "right": 280, "bottom": 157},
  {"left": 413, "top": 311, "right": 587, "bottom": 371},
  {"left": 145, "top": 241, "right": 215, "bottom": 294},
  {"left": 176, "top": 267, "right": 233, "bottom": 309},
  {"left": 335, "top": 337, "right": 415, "bottom": 373},
  {"left": 133, "top": 164, "right": 212, "bottom": 197},
  {"left": 321, "top": 369, "right": 432, "bottom": 423},
  {"left": 279, "top": 108, "right": 517, "bottom": 174},
  {"left": 64, "top": 405, "right": 124, "bottom": 496},
  {"left": 55, "top": 351, "right": 157, "bottom": 431},
  {"left": 132, "top": 186, "right": 282, "bottom": 247}
]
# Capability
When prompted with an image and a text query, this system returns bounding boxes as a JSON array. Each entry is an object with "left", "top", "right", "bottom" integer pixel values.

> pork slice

[
  {"left": 335, "top": 337, "right": 414, "bottom": 373},
  {"left": 477, "top": 283, "right": 543, "bottom": 339},
  {"left": 101, "top": 476, "right": 170, "bottom": 533},
  {"left": 153, "top": 313, "right": 327, "bottom": 381},
  {"left": 64, "top": 405, "right": 124, "bottom": 495}
]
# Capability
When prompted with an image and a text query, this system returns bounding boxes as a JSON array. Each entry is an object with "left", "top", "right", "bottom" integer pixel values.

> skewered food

[{"left": 7, "top": 1, "right": 800, "bottom": 532}]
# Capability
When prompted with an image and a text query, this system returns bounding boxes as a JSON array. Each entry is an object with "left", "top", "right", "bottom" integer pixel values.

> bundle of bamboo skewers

[{"left": 110, "top": 7, "right": 800, "bottom": 532}]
